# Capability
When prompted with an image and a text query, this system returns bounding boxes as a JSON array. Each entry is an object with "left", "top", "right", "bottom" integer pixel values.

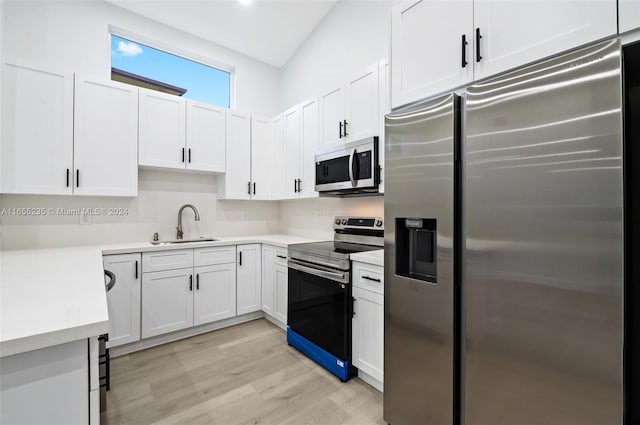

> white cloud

[{"left": 117, "top": 41, "right": 143, "bottom": 57}]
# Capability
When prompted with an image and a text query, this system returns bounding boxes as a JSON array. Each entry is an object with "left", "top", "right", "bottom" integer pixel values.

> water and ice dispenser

[{"left": 396, "top": 218, "right": 437, "bottom": 283}]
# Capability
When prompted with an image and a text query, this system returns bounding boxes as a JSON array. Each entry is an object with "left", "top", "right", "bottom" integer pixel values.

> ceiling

[{"left": 105, "top": 0, "right": 338, "bottom": 68}]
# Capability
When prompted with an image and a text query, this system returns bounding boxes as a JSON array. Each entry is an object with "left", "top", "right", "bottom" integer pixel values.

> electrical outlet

[
  {"left": 80, "top": 209, "right": 91, "bottom": 225},
  {"left": 240, "top": 211, "right": 249, "bottom": 221}
]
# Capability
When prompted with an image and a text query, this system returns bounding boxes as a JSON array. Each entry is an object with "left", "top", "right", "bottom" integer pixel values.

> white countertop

[
  {"left": 350, "top": 249, "right": 384, "bottom": 267},
  {"left": 0, "top": 234, "right": 320, "bottom": 358}
]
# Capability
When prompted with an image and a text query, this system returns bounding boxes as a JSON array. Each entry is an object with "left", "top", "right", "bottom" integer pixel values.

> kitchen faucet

[{"left": 176, "top": 204, "right": 200, "bottom": 239}]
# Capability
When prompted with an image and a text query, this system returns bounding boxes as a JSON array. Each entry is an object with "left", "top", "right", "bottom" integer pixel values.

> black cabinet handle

[
  {"left": 182, "top": 147, "right": 185, "bottom": 163},
  {"left": 294, "top": 179, "right": 298, "bottom": 193},
  {"left": 66, "top": 169, "right": 70, "bottom": 187},
  {"left": 476, "top": 28, "right": 483, "bottom": 63},
  {"left": 248, "top": 181, "right": 251, "bottom": 195},
  {"left": 352, "top": 297, "right": 356, "bottom": 317},
  {"left": 297, "top": 179, "right": 302, "bottom": 193},
  {"left": 343, "top": 120, "right": 348, "bottom": 136},
  {"left": 135, "top": 260, "right": 138, "bottom": 279},
  {"left": 362, "top": 275, "right": 381, "bottom": 283},
  {"left": 76, "top": 169, "right": 79, "bottom": 188},
  {"left": 196, "top": 274, "right": 200, "bottom": 290},
  {"left": 239, "top": 251, "right": 243, "bottom": 266},
  {"left": 339, "top": 121, "right": 343, "bottom": 139},
  {"left": 276, "top": 254, "right": 287, "bottom": 259},
  {"left": 188, "top": 148, "right": 191, "bottom": 163},
  {"left": 189, "top": 275, "right": 193, "bottom": 291},
  {"left": 461, "top": 34, "right": 468, "bottom": 68},
  {"left": 253, "top": 182, "right": 256, "bottom": 195}
]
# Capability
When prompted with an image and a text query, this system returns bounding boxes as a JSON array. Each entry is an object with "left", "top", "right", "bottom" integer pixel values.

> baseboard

[
  {"left": 263, "top": 314, "right": 287, "bottom": 330},
  {"left": 357, "top": 369, "right": 384, "bottom": 393},
  {"left": 110, "top": 311, "right": 264, "bottom": 357}
]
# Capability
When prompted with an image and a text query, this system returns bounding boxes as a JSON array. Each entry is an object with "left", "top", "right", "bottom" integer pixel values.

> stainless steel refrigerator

[{"left": 384, "top": 39, "right": 623, "bottom": 424}]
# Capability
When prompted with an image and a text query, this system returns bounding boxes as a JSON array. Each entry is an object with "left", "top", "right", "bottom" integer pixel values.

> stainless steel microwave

[{"left": 314, "top": 137, "right": 380, "bottom": 196}]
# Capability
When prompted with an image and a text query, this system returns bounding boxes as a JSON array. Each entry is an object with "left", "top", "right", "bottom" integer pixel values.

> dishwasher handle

[{"left": 104, "top": 269, "right": 116, "bottom": 292}]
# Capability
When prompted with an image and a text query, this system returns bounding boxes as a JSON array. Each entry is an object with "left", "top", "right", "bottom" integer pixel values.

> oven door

[
  {"left": 287, "top": 258, "right": 351, "bottom": 360},
  {"left": 315, "top": 137, "right": 378, "bottom": 192}
]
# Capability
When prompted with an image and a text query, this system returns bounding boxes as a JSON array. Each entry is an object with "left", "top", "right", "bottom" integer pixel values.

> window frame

[{"left": 108, "top": 25, "right": 236, "bottom": 109}]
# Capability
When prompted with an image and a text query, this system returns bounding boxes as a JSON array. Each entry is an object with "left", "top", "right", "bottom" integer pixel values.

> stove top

[{"left": 290, "top": 240, "right": 382, "bottom": 257}]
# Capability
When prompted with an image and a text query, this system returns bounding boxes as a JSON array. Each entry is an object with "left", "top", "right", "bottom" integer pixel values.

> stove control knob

[
  {"left": 335, "top": 219, "right": 341, "bottom": 225},
  {"left": 341, "top": 218, "right": 348, "bottom": 225},
  {"left": 375, "top": 220, "right": 383, "bottom": 227}
]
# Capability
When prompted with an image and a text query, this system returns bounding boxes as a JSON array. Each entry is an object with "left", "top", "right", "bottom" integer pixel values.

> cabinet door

[
  {"left": 251, "top": 115, "right": 273, "bottom": 200},
  {"left": 345, "top": 63, "right": 379, "bottom": 142},
  {"left": 261, "top": 245, "right": 276, "bottom": 316},
  {"left": 352, "top": 287, "right": 384, "bottom": 383},
  {"left": 271, "top": 114, "right": 287, "bottom": 200},
  {"left": 474, "top": 0, "right": 617, "bottom": 80},
  {"left": 283, "top": 105, "right": 301, "bottom": 199},
  {"left": 74, "top": 76, "right": 138, "bottom": 196},
  {"left": 1, "top": 60, "right": 73, "bottom": 194},
  {"left": 138, "top": 88, "right": 186, "bottom": 169},
  {"left": 319, "top": 86, "right": 345, "bottom": 145},
  {"left": 219, "top": 110, "right": 251, "bottom": 199},
  {"left": 298, "top": 97, "right": 319, "bottom": 199},
  {"left": 141, "top": 268, "right": 194, "bottom": 338},
  {"left": 391, "top": 0, "right": 473, "bottom": 108},
  {"left": 378, "top": 59, "right": 390, "bottom": 194},
  {"left": 619, "top": 0, "right": 640, "bottom": 33},
  {"left": 237, "top": 244, "right": 262, "bottom": 315},
  {"left": 103, "top": 253, "right": 141, "bottom": 348},
  {"left": 186, "top": 100, "right": 226, "bottom": 173},
  {"left": 194, "top": 263, "right": 236, "bottom": 326},
  {"left": 274, "top": 263, "right": 289, "bottom": 325}
]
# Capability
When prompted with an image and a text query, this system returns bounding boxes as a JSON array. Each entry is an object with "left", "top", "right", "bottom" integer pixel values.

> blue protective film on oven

[{"left": 287, "top": 327, "right": 350, "bottom": 382}]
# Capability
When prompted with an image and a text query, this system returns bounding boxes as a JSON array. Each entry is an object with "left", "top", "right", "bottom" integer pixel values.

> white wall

[
  {"left": 0, "top": 0, "right": 282, "bottom": 250},
  {"left": 2, "top": 0, "right": 280, "bottom": 116},
  {"left": 1, "top": 170, "right": 280, "bottom": 250},
  {"left": 279, "top": 0, "right": 397, "bottom": 110},
  {"left": 277, "top": 0, "right": 395, "bottom": 236}
]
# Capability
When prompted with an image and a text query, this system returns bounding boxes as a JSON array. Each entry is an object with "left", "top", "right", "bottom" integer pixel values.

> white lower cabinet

[
  {"left": 142, "top": 268, "right": 194, "bottom": 338},
  {"left": 262, "top": 245, "right": 288, "bottom": 325},
  {"left": 237, "top": 244, "right": 262, "bottom": 315},
  {"left": 141, "top": 246, "right": 239, "bottom": 339},
  {"left": 352, "top": 261, "right": 384, "bottom": 391},
  {"left": 103, "top": 253, "right": 141, "bottom": 348},
  {"left": 194, "top": 263, "right": 237, "bottom": 326}
]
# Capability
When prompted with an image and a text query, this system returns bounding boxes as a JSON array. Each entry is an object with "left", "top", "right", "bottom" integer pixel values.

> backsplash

[{"left": 0, "top": 169, "right": 280, "bottom": 250}]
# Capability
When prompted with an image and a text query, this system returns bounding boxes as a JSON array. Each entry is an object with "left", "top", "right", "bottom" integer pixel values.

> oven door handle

[
  {"left": 348, "top": 148, "right": 357, "bottom": 187},
  {"left": 288, "top": 259, "right": 348, "bottom": 284}
]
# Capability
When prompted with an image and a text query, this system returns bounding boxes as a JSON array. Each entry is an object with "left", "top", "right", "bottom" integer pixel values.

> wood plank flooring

[{"left": 102, "top": 319, "right": 385, "bottom": 425}]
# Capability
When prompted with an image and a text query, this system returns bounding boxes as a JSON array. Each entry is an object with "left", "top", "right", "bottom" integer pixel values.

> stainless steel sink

[{"left": 150, "top": 237, "right": 218, "bottom": 245}]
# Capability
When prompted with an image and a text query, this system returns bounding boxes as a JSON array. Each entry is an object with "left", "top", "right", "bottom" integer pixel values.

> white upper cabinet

[
  {"left": 298, "top": 97, "right": 319, "bottom": 198},
  {"left": 319, "top": 86, "right": 345, "bottom": 145},
  {"left": 1, "top": 60, "right": 73, "bottom": 194},
  {"left": 271, "top": 114, "right": 287, "bottom": 200},
  {"left": 391, "top": 0, "right": 617, "bottom": 107},
  {"left": 391, "top": 0, "right": 474, "bottom": 108},
  {"left": 186, "top": 100, "right": 226, "bottom": 173},
  {"left": 218, "top": 110, "right": 251, "bottom": 200},
  {"left": 138, "top": 88, "right": 186, "bottom": 169},
  {"left": 619, "top": 0, "right": 640, "bottom": 33},
  {"left": 473, "top": 0, "right": 617, "bottom": 81},
  {"left": 320, "top": 63, "right": 380, "bottom": 143},
  {"left": 74, "top": 75, "right": 138, "bottom": 196},
  {"left": 283, "top": 104, "right": 301, "bottom": 198},
  {"left": 345, "top": 63, "right": 379, "bottom": 142},
  {"left": 251, "top": 116, "right": 273, "bottom": 200}
]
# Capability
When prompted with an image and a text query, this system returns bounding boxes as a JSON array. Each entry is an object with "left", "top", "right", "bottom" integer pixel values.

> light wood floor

[{"left": 102, "top": 319, "right": 385, "bottom": 425}]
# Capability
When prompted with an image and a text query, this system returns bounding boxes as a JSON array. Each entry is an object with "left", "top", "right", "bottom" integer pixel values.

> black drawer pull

[
  {"left": 362, "top": 275, "right": 381, "bottom": 283},
  {"left": 276, "top": 255, "right": 287, "bottom": 259}
]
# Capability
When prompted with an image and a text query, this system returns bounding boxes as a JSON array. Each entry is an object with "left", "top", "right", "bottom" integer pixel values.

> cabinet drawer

[
  {"left": 194, "top": 246, "right": 236, "bottom": 267},
  {"left": 142, "top": 249, "right": 193, "bottom": 272},
  {"left": 353, "top": 262, "right": 384, "bottom": 295},
  {"left": 274, "top": 247, "right": 288, "bottom": 266}
]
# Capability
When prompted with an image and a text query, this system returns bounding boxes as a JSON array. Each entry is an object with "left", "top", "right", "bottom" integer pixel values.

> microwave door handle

[{"left": 349, "top": 148, "right": 357, "bottom": 186}]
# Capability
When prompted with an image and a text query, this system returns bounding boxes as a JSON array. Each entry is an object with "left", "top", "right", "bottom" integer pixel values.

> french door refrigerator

[{"left": 384, "top": 38, "right": 623, "bottom": 424}]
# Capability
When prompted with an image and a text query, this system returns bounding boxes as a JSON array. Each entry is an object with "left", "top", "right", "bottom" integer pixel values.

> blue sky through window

[{"left": 111, "top": 35, "right": 230, "bottom": 107}]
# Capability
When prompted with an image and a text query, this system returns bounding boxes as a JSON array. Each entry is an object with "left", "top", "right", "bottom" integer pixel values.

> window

[{"left": 110, "top": 34, "right": 231, "bottom": 108}]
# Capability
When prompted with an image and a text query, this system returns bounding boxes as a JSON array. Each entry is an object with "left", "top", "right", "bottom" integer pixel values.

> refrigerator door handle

[{"left": 348, "top": 148, "right": 357, "bottom": 186}]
